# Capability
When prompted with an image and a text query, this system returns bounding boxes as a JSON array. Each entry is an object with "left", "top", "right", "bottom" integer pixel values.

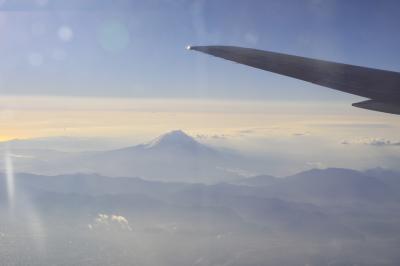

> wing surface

[{"left": 188, "top": 45, "right": 400, "bottom": 105}]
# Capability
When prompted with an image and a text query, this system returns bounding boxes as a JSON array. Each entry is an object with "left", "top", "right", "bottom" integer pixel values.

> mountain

[
  {"left": 9, "top": 172, "right": 189, "bottom": 200},
  {"left": 261, "top": 168, "right": 397, "bottom": 204},
  {"left": 77, "top": 130, "right": 248, "bottom": 182},
  {"left": 108, "top": 130, "right": 219, "bottom": 158},
  {"left": 364, "top": 167, "right": 400, "bottom": 191},
  {"left": 172, "top": 183, "right": 359, "bottom": 238},
  {"left": 141, "top": 130, "right": 217, "bottom": 153},
  {"left": 0, "top": 171, "right": 363, "bottom": 239}
]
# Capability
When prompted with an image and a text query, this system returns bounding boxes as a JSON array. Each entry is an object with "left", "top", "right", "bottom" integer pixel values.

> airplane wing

[{"left": 188, "top": 45, "right": 400, "bottom": 115}]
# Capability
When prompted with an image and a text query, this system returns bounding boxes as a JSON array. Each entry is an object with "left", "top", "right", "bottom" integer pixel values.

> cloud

[
  {"left": 306, "top": 162, "right": 326, "bottom": 169},
  {"left": 195, "top": 128, "right": 279, "bottom": 140},
  {"left": 310, "top": 123, "right": 392, "bottom": 129},
  {"left": 237, "top": 129, "right": 254, "bottom": 134},
  {"left": 341, "top": 138, "right": 400, "bottom": 147},
  {"left": 216, "top": 166, "right": 258, "bottom": 177},
  {"left": 292, "top": 132, "right": 309, "bottom": 137},
  {"left": 196, "top": 134, "right": 228, "bottom": 140},
  {"left": 111, "top": 215, "right": 130, "bottom": 225},
  {"left": 88, "top": 213, "right": 132, "bottom": 231},
  {"left": 365, "top": 139, "right": 400, "bottom": 147}
]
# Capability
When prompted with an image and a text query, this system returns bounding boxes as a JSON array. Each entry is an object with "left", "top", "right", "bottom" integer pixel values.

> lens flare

[
  {"left": 98, "top": 20, "right": 130, "bottom": 53},
  {"left": 4, "top": 145, "right": 46, "bottom": 252},
  {"left": 28, "top": 53, "right": 44, "bottom": 67},
  {"left": 4, "top": 147, "right": 15, "bottom": 210},
  {"left": 58, "top": 26, "right": 74, "bottom": 42}
]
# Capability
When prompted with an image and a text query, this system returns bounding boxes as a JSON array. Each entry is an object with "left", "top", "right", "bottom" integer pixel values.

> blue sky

[{"left": 1, "top": 0, "right": 400, "bottom": 100}]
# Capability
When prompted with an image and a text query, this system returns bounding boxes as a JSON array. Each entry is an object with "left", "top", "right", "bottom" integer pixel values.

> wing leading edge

[{"left": 188, "top": 45, "right": 400, "bottom": 115}]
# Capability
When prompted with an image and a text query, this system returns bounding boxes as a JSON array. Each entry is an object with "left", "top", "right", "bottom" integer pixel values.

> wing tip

[{"left": 185, "top": 45, "right": 215, "bottom": 52}]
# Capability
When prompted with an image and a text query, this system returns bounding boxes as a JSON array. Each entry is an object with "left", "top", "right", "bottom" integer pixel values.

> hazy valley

[{"left": 1, "top": 132, "right": 400, "bottom": 265}]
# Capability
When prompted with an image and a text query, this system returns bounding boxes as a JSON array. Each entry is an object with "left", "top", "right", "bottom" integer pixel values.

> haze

[{"left": 0, "top": 1, "right": 400, "bottom": 265}]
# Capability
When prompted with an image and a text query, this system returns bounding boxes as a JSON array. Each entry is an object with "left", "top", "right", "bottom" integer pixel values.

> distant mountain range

[
  {"left": 1, "top": 130, "right": 400, "bottom": 185},
  {"left": 1, "top": 167, "right": 400, "bottom": 235},
  {"left": 0, "top": 130, "right": 262, "bottom": 182},
  {"left": 1, "top": 167, "right": 400, "bottom": 265},
  {"left": 4, "top": 167, "right": 399, "bottom": 207}
]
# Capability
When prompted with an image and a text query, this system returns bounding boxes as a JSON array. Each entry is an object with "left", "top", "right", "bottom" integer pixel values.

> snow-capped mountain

[
  {"left": 144, "top": 130, "right": 211, "bottom": 151},
  {"left": 76, "top": 130, "right": 247, "bottom": 182},
  {"left": 114, "top": 130, "right": 219, "bottom": 156}
]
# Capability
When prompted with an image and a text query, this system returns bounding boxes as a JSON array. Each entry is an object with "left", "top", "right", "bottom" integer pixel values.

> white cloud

[
  {"left": 306, "top": 162, "right": 326, "bottom": 169},
  {"left": 89, "top": 213, "right": 132, "bottom": 231}
]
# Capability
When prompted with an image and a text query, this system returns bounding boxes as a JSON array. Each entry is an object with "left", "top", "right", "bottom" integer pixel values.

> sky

[
  {"left": 0, "top": 0, "right": 399, "bottom": 173},
  {"left": 1, "top": 0, "right": 400, "bottom": 99}
]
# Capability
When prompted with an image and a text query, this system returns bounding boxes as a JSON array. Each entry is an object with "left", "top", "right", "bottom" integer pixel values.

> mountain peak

[{"left": 144, "top": 130, "right": 200, "bottom": 150}]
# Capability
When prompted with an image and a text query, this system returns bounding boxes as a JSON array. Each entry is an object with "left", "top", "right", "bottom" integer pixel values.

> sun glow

[{"left": 0, "top": 95, "right": 398, "bottom": 143}]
